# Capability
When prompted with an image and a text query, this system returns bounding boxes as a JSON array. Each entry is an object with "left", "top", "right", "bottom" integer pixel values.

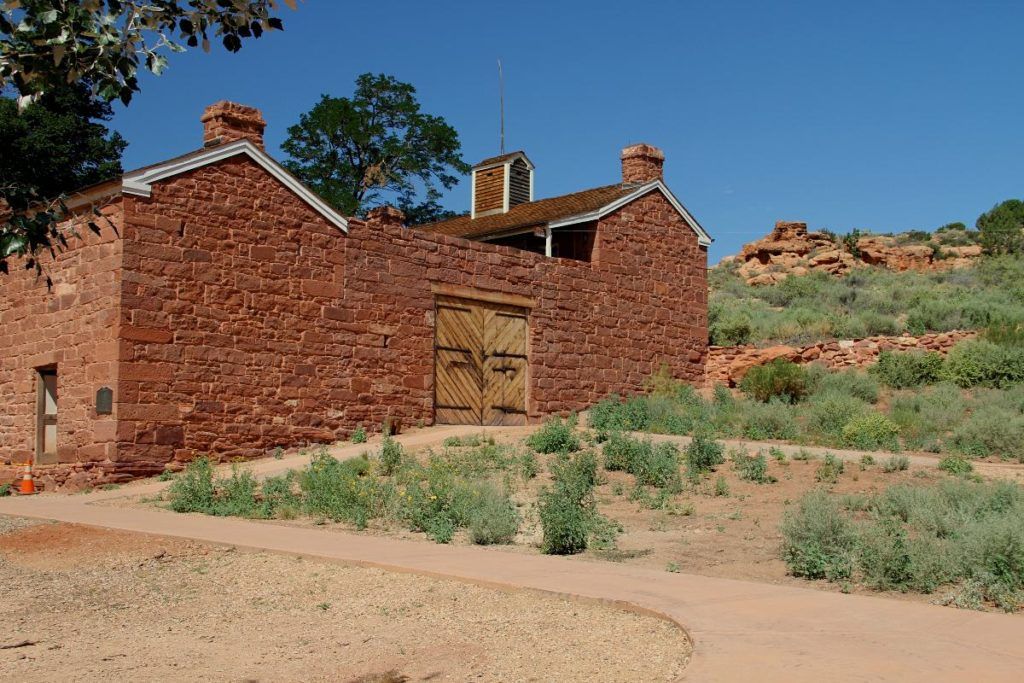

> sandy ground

[{"left": 0, "top": 517, "right": 690, "bottom": 682}]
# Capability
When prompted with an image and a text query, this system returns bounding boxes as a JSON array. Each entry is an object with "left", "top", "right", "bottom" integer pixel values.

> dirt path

[
  {"left": 2, "top": 486, "right": 1023, "bottom": 681},
  {"left": 3, "top": 426, "right": 1024, "bottom": 681},
  {"left": 0, "top": 518, "right": 689, "bottom": 682}
]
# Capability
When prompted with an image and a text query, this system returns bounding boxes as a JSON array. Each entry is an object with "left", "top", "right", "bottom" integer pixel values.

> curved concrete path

[{"left": 2, "top": 428, "right": 1023, "bottom": 681}]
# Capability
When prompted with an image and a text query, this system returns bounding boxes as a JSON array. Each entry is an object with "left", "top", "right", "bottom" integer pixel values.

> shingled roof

[
  {"left": 473, "top": 150, "right": 529, "bottom": 169},
  {"left": 418, "top": 184, "right": 635, "bottom": 239}
]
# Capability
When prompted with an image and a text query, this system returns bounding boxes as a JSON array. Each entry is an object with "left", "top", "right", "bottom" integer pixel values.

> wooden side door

[
  {"left": 434, "top": 298, "right": 484, "bottom": 424},
  {"left": 36, "top": 368, "right": 58, "bottom": 465},
  {"left": 483, "top": 307, "right": 529, "bottom": 426}
]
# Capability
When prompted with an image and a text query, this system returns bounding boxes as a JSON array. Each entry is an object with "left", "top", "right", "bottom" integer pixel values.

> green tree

[
  {"left": 1, "top": 0, "right": 291, "bottom": 106},
  {"left": 282, "top": 74, "right": 470, "bottom": 222},
  {"left": 977, "top": 199, "right": 1024, "bottom": 255},
  {"left": 1, "top": 83, "right": 126, "bottom": 200},
  {"left": 1, "top": 0, "right": 291, "bottom": 271}
]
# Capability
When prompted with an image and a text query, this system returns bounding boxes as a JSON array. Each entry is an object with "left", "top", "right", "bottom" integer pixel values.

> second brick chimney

[
  {"left": 621, "top": 143, "right": 665, "bottom": 184},
  {"left": 201, "top": 101, "right": 266, "bottom": 149}
]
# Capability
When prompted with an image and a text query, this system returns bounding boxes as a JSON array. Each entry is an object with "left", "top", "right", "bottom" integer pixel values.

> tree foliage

[
  {"left": 1, "top": 83, "right": 125, "bottom": 198},
  {"left": 1, "top": 0, "right": 291, "bottom": 106},
  {"left": 0, "top": 82, "right": 126, "bottom": 275},
  {"left": 282, "top": 73, "right": 470, "bottom": 222},
  {"left": 1, "top": 0, "right": 292, "bottom": 271},
  {"left": 977, "top": 199, "right": 1024, "bottom": 256}
]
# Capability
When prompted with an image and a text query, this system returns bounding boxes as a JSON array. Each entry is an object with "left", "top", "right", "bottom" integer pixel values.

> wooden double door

[{"left": 434, "top": 296, "right": 529, "bottom": 426}]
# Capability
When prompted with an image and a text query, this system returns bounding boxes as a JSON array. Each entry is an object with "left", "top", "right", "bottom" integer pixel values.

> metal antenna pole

[{"left": 498, "top": 59, "right": 505, "bottom": 155}]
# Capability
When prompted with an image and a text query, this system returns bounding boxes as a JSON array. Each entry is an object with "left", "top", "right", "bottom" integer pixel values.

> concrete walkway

[{"left": 2, "top": 427, "right": 1023, "bottom": 682}]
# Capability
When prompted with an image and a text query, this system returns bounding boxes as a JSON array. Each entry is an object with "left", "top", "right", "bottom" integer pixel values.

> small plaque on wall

[{"left": 96, "top": 387, "right": 113, "bottom": 415}]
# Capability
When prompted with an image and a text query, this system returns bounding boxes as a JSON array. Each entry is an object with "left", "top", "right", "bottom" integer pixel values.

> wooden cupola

[{"left": 470, "top": 151, "right": 534, "bottom": 219}]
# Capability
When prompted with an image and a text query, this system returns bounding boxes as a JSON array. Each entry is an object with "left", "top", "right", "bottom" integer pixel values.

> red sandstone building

[{"left": 0, "top": 102, "right": 711, "bottom": 488}]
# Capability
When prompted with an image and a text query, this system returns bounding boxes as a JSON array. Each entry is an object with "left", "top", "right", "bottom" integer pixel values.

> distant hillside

[{"left": 709, "top": 253, "right": 1024, "bottom": 347}]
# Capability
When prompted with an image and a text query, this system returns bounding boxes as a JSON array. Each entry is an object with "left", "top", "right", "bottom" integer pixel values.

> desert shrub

[
  {"left": 709, "top": 303, "right": 753, "bottom": 346},
  {"left": 871, "top": 350, "right": 945, "bottom": 389},
  {"left": 944, "top": 339, "right": 1024, "bottom": 388},
  {"left": 588, "top": 394, "right": 654, "bottom": 433},
  {"left": 714, "top": 475, "right": 730, "bottom": 496},
  {"left": 807, "top": 391, "right": 869, "bottom": 441},
  {"left": 604, "top": 432, "right": 682, "bottom": 489},
  {"left": 960, "top": 514, "right": 1024, "bottom": 611},
  {"left": 856, "top": 516, "right": 914, "bottom": 590},
  {"left": 168, "top": 456, "right": 215, "bottom": 513},
  {"left": 739, "top": 359, "right": 809, "bottom": 404},
  {"left": 808, "top": 367, "right": 880, "bottom": 404},
  {"left": 527, "top": 414, "right": 582, "bottom": 453},
  {"left": 815, "top": 453, "right": 845, "bottom": 484},
  {"left": 259, "top": 472, "right": 299, "bottom": 518},
  {"left": 300, "top": 452, "right": 383, "bottom": 529},
  {"left": 871, "top": 480, "right": 1024, "bottom": 607},
  {"left": 442, "top": 433, "right": 492, "bottom": 448},
  {"left": 0, "top": 483, "right": 10, "bottom": 497},
  {"left": 440, "top": 441, "right": 518, "bottom": 478},
  {"left": 379, "top": 435, "right": 403, "bottom": 476},
  {"left": 733, "top": 451, "right": 776, "bottom": 484},
  {"left": 519, "top": 451, "right": 539, "bottom": 479},
  {"left": 209, "top": 467, "right": 261, "bottom": 518},
  {"left": 539, "top": 451, "right": 600, "bottom": 555},
  {"left": 982, "top": 321, "right": 1024, "bottom": 348},
  {"left": 785, "top": 479, "right": 1024, "bottom": 609},
  {"left": 636, "top": 442, "right": 682, "bottom": 490},
  {"left": 467, "top": 484, "right": 519, "bottom": 545},
  {"left": 882, "top": 455, "right": 910, "bottom": 473},
  {"left": 938, "top": 454, "right": 973, "bottom": 476},
  {"left": 740, "top": 399, "right": 798, "bottom": 441},
  {"left": 842, "top": 413, "right": 900, "bottom": 451},
  {"left": 602, "top": 431, "right": 647, "bottom": 472},
  {"left": 888, "top": 383, "right": 965, "bottom": 452},
  {"left": 781, "top": 489, "right": 856, "bottom": 580},
  {"left": 399, "top": 459, "right": 480, "bottom": 541},
  {"left": 685, "top": 428, "right": 725, "bottom": 479},
  {"left": 350, "top": 426, "right": 368, "bottom": 444},
  {"left": 950, "top": 409, "right": 1024, "bottom": 461}
]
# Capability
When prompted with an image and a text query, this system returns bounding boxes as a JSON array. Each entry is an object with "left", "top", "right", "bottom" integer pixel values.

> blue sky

[{"left": 113, "top": 1, "right": 1024, "bottom": 263}]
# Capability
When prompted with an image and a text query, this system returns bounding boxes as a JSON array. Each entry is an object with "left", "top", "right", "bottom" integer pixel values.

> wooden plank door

[
  {"left": 483, "top": 308, "right": 528, "bottom": 426},
  {"left": 434, "top": 299, "right": 484, "bottom": 424},
  {"left": 36, "top": 368, "right": 58, "bottom": 465},
  {"left": 434, "top": 296, "right": 529, "bottom": 426}
]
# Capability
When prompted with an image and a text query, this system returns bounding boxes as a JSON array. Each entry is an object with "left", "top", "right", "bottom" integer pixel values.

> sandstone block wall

[
  {"left": 0, "top": 202, "right": 125, "bottom": 489},
  {"left": 705, "top": 330, "right": 976, "bottom": 387},
  {"left": 1, "top": 154, "right": 707, "bottom": 489}
]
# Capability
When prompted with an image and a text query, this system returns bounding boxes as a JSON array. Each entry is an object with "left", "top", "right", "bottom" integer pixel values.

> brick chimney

[
  {"left": 621, "top": 143, "right": 664, "bottom": 184},
  {"left": 200, "top": 101, "right": 266, "bottom": 149},
  {"left": 365, "top": 205, "right": 406, "bottom": 229}
]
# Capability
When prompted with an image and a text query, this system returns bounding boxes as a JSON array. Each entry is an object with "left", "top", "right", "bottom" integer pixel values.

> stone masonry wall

[
  {"left": 1, "top": 154, "right": 707, "bottom": 489},
  {"left": 0, "top": 201, "right": 125, "bottom": 489},
  {"left": 705, "top": 330, "right": 976, "bottom": 387},
  {"left": 344, "top": 190, "right": 707, "bottom": 421},
  {"left": 115, "top": 156, "right": 705, "bottom": 471}
]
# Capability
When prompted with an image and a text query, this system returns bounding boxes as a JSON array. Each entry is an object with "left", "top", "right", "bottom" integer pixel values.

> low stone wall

[{"left": 705, "top": 330, "right": 976, "bottom": 387}]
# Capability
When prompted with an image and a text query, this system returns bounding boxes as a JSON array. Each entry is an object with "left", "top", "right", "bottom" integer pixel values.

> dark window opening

[
  {"left": 550, "top": 221, "right": 597, "bottom": 262},
  {"left": 486, "top": 231, "right": 546, "bottom": 256}
]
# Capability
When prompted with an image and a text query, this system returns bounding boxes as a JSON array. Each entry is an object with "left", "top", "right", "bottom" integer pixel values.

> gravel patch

[{"left": 0, "top": 522, "right": 689, "bottom": 681}]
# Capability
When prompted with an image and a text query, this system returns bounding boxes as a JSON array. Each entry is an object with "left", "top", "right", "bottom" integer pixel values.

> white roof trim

[
  {"left": 547, "top": 180, "right": 712, "bottom": 247},
  {"left": 120, "top": 139, "right": 349, "bottom": 232}
]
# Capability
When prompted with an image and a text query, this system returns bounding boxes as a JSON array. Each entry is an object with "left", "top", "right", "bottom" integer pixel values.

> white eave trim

[
  {"left": 120, "top": 139, "right": 349, "bottom": 232},
  {"left": 546, "top": 180, "right": 712, "bottom": 247}
]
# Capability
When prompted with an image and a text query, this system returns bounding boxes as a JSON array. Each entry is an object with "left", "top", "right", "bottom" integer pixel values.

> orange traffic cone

[{"left": 18, "top": 462, "right": 36, "bottom": 495}]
